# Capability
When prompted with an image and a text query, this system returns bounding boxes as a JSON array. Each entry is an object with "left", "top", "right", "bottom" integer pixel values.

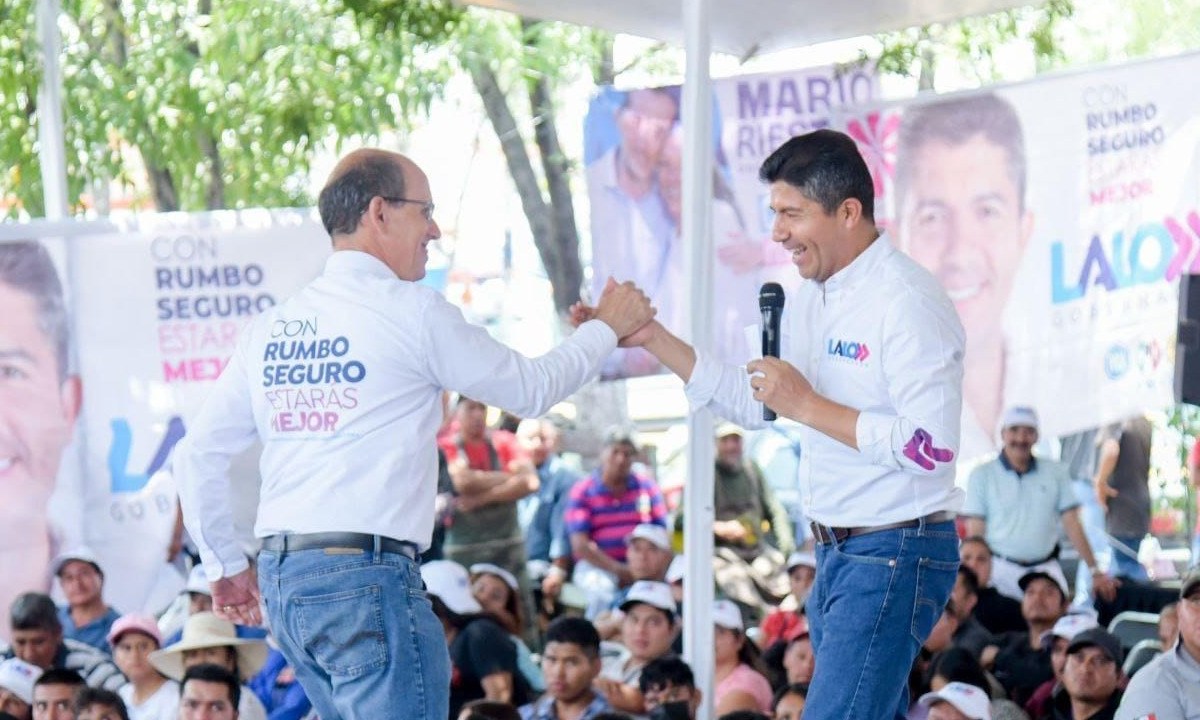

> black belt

[
  {"left": 995, "top": 545, "right": 1060, "bottom": 567},
  {"left": 261, "top": 532, "right": 418, "bottom": 560},
  {"left": 810, "top": 511, "right": 956, "bottom": 545}
]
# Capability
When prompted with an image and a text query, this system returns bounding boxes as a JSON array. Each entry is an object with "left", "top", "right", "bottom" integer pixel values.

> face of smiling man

[{"left": 0, "top": 243, "right": 82, "bottom": 639}]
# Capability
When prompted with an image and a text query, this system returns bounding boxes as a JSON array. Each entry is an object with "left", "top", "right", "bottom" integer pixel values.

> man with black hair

[
  {"left": 519, "top": 617, "right": 609, "bottom": 720},
  {"left": 638, "top": 656, "right": 700, "bottom": 720},
  {"left": 949, "top": 565, "right": 996, "bottom": 660},
  {"left": 178, "top": 664, "right": 239, "bottom": 720},
  {"left": 71, "top": 687, "right": 127, "bottom": 720},
  {"left": 609, "top": 128, "right": 965, "bottom": 719},
  {"left": 32, "top": 669, "right": 84, "bottom": 720},
  {"left": 2, "top": 595, "right": 122, "bottom": 692},
  {"left": 982, "top": 570, "right": 1067, "bottom": 706}
]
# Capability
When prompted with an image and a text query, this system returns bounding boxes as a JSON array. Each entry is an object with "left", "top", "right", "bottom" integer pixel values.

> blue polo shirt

[
  {"left": 58, "top": 606, "right": 122, "bottom": 654},
  {"left": 963, "top": 453, "right": 1079, "bottom": 562}
]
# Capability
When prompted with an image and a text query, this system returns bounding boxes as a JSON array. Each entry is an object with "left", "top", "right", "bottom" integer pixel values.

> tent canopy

[{"left": 457, "top": 0, "right": 1045, "bottom": 59}]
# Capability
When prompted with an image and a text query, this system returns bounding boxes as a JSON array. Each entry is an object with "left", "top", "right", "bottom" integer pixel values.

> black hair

[
  {"left": 317, "top": 153, "right": 407, "bottom": 237},
  {"left": 180, "top": 663, "right": 241, "bottom": 710},
  {"left": 11, "top": 593, "right": 62, "bottom": 633},
  {"left": 957, "top": 564, "right": 981, "bottom": 596},
  {"left": 772, "top": 682, "right": 809, "bottom": 708},
  {"left": 925, "top": 647, "right": 990, "bottom": 695},
  {"left": 33, "top": 669, "right": 84, "bottom": 689},
  {"left": 544, "top": 616, "right": 601, "bottom": 658},
  {"left": 717, "top": 713, "right": 770, "bottom": 720},
  {"left": 758, "top": 129, "right": 875, "bottom": 221},
  {"left": 961, "top": 535, "right": 993, "bottom": 554},
  {"left": 459, "top": 699, "right": 521, "bottom": 720},
  {"left": 638, "top": 655, "right": 695, "bottom": 694},
  {"left": 73, "top": 687, "right": 130, "bottom": 720}
]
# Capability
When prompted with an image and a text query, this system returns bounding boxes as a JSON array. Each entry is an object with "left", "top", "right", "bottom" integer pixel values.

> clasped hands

[{"left": 571, "top": 279, "right": 817, "bottom": 421}]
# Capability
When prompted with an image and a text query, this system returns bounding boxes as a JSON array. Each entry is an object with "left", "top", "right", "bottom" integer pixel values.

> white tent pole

[
  {"left": 37, "top": 0, "right": 69, "bottom": 219},
  {"left": 680, "top": 0, "right": 715, "bottom": 717}
]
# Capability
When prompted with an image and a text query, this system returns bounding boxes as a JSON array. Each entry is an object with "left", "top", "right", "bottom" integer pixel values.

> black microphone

[{"left": 759, "top": 282, "right": 785, "bottom": 421}]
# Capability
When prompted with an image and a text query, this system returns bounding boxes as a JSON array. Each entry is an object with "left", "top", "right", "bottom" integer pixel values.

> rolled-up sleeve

[
  {"left": 856, "top": 289, "right": 964, "bottom": 476},
  {"left": 423, "top": 297, "right": 617, "bottom": 419},
  {"left": 176, "top": 328, "right": 261, "bottom": 581}
]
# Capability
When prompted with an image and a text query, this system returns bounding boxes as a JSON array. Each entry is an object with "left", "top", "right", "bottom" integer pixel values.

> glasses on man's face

[{"left": 380, "top": 196, "right": 435, "bottom": 221}]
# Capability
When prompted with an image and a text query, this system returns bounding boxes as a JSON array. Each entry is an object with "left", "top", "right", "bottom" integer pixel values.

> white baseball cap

[
  {"left": 422, "top": 561, "right": 483, "bottom": 615},
  {"left": 917, "top": 682, "right": 991, "bottom": 719},
  {"left": 0, "top": 658, "right": 42, "bottom": 704},
  {"left": 619, "top": 581, "right": 677, "bottom": 617},
  {"left": 1001, "top": 406, "right": 1039, "bottom": 431},
  {"left": 50, "top": 546, "right": 103, "bottom": 577},
  {"left": 627, "top": 524, "right": 672, "bottom": 552},
  {"left": 712, "top": 600, "right": 743, "bottom": 631},
  {"left": 786, "top": 552, "right": 817, "bottom": 572},
  {"left": 1040, "top": 612, "right": 1099, "bottom": 648},
  {"left": 666, "top": 555, "right": 686, "bottom": 584},
  {"left": 470, "top": 563, "right": 519, "bottom": 592}
]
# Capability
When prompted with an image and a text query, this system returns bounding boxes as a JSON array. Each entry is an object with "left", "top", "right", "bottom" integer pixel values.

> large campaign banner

[
  {"left": 0, "top": 211, "right": 331, "bottom": 618},
  {"left": 584, "top": 64, "right": 879, "bottom": 378},
  {"left": 834, "top": 52, "right": 1200, "bottom": 462}
]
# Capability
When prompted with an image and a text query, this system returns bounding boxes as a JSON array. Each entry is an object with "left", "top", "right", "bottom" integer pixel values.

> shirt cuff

[
  {"left": 683, "top": 350, "right": 721, "bottom": 407},
  {"left": 578, "top": 319, "right": 618, "bottom": 351},
  {"left": 855, "top": 409, "right": 897, "bottom": 465}
]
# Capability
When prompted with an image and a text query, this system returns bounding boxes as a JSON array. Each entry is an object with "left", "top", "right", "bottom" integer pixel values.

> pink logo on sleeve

[{"left": 903, "top": 428, "right": 955, "bottom": 471}]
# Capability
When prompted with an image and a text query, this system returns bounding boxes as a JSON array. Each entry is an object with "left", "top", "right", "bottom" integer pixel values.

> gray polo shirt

[
  {"left": 1115, "top": 642, "right": 1200, "bottom": 719},
  {"left": 963, "top": 454, "right": 1079, "bottom": 562}
]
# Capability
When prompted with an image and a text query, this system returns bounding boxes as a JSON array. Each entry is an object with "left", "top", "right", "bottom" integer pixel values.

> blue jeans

[
  {"left": 257, "top": 546, "right": 449, "bottom": 720},
  {"left": 1109, "top": 535, "right": 1149, "bottom": 580},
  {"left": 806, "top": 520, "right": 959, "bottom": 720}
]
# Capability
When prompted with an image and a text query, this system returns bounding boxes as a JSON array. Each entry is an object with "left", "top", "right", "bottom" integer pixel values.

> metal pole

[
  {"left": 681, "top": 0, "right": 715, "bottom": 717},
  {"left": 37, "top": 0, "right": 69, "bottom": 219}
]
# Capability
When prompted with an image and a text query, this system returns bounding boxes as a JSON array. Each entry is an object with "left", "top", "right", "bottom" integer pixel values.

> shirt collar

[
  {"left": 324, "top": 249, "right": 398, "bottom": 281},
  {"left": 998, "top": 451, "right": 1038, "bottom": 475},
  {"left": 818, "top": 231, "right": 891, "bottom": 293}
]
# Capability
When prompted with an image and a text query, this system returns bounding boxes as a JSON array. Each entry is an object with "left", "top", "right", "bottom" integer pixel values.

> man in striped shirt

[{"left": 565, "top": 429, "right": 667, "bottom": 617}]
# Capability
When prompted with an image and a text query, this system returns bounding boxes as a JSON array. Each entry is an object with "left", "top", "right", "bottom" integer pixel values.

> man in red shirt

[{"left": 437, "top": 396, "right": 537, "bottom": 592}]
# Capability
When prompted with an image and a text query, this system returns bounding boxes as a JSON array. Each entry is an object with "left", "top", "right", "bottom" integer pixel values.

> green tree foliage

[{"left": 0, "top": 0, "right": 459, "bottom": 216}]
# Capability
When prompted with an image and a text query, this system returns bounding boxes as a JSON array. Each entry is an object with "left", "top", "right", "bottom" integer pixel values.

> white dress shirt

[
  {"left": 685, "top": 235, "right": 965, "bottom": 527},
  {"left": 176, "top": 251, "right": 617, "bottom": 581}
]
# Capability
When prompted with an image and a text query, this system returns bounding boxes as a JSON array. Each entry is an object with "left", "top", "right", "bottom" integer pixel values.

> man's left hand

[
  {"left": 746, "top": 357, "right": 814, "bottom": 421},
  {"left": 212, "top": 567, "right": 263, "bottom": 626}
]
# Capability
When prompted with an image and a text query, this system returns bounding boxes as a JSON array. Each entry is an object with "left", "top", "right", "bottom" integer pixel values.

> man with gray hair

[
  {"left": 0, "top": 593, "right": 122, "bottom": 692},
  {"left": 0, "top": 241, "right": 82, "bottom": 637}
]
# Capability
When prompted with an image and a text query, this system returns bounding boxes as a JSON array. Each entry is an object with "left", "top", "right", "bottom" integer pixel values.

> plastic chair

[
  {"left": 1107, "top": 611, "right": 1161, "bottom": 651},
  {"left": 1122, "top": 638, "right": 1163, "bottom": 677}
]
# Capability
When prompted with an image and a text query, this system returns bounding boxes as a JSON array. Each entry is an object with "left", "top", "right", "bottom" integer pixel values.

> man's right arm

[{"left": 175, "top": 333, "right": 260, "bottom": 582}]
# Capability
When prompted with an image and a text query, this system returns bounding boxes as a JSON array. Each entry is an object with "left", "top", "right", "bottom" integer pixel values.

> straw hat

[{"left": 148, "top": 612, "right": 267, "bottom": 682}]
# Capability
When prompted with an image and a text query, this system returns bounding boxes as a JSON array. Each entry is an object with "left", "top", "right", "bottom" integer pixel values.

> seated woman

[
  {"left": 711, "top": 601, "right": 773, "bottom": 716},
  {"left": 470, "top": 563, "right": 545, "bottom": 694}
]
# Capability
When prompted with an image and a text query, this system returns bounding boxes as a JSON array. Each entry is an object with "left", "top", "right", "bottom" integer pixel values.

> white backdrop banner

[
  {"left": 834, "top": 52, "right": 1200, "bottom": 461},
  {"left": 0, "top": 210, "right": 330, "bottom": 616}
]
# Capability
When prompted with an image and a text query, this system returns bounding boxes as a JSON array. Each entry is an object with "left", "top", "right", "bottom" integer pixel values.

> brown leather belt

[
  {"left": 810, "top": 511, "right": 956, "bottom": 546},
  {"left": 261, "top": 532, "right": 419, "bottom": 560}
]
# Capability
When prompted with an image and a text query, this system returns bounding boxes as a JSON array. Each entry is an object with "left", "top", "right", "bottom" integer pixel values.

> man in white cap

[
  {"left": 963, "top": 406, "right": 1116, "bottom": 602},
  {"left": 49, "top": 549, "right": 120, "bottom": 655},
  {"left": 593, "top": 524, "right": 674, "bottom": 640},
  {"left": 597, "top": 581, "right": 678, "bottom": 715},
  {"left": 705, "top": 423, "right": 795, "bottom": 622},
  {"left": 0, "top": 657, "right": 42, "bottom": 720},
  {"left": 759, "top": 552, "right": 815, "bottom": 648},
  {"left": 918, "top": 681, "right": 991, "bottom": 719}
]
